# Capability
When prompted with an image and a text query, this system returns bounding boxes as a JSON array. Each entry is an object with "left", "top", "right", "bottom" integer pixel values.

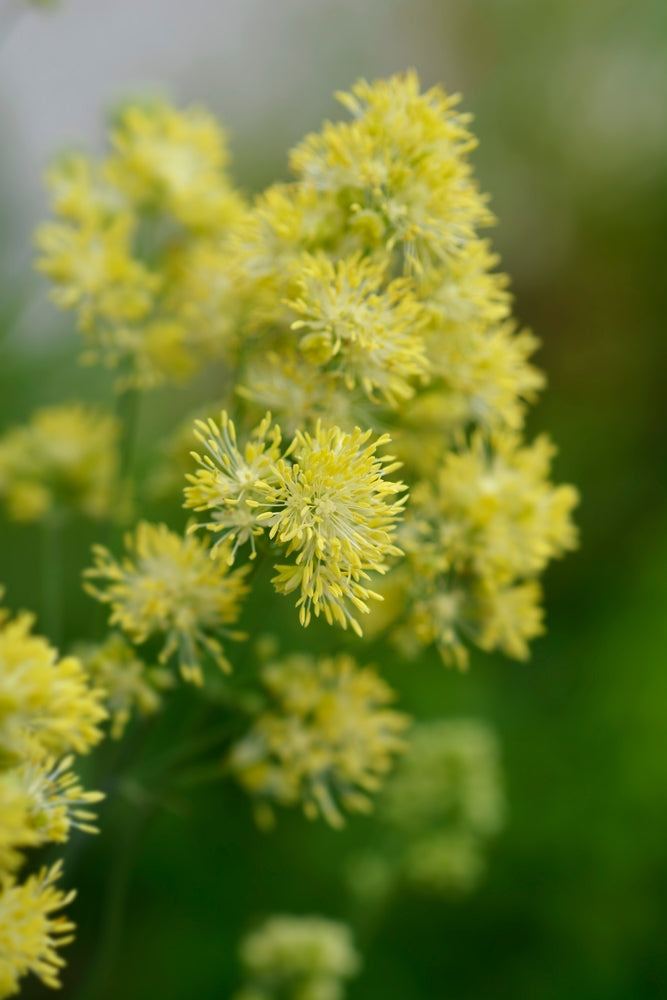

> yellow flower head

[
  {"left": 36, "top": 98, "right": 247, "bottom": 390},
  {"left": 0, "top": 751, "right": 103, "bottom": 881},
  {"left": 235, "top": 915, "right": 360, "bottom": 1000},
  {"left": 290, "top": 71, "right": 491, "bottom": 272},
  {"left": 0, "top": 607, "right": 106, "bottom": 762},
  {"left": 0, "top": 403, "right": 121, "bottom": 523},
  {"left": 259, "top": 424, "right": 407, "bottom": 635},
  {"left": 0, "top": 861, "right": 75, "bottom": 996},
  {"left": 231, "top": 183, "right": 344, "bottom": 322},
  {"left": 84, "top": 522, "right": 250, "bottom": 684},
  {"left": 42, "top": 153, "right": 127, "bottom": 226},
  {"left": 0, "top": 772, "right": 39, "bottom": 876},
  {"left": 229, "top": 653, "right": 410, "bottom": 828},
  {"left": 238, "top": 352, "right": 362, "bottom": 438},
  {"left": 108, "top": 99, "right": 242, "bottom": 232},
  {"left": 473, "top": 580, "right": 546, "bottom": 661},
  {"left": 36, "top": 213, "right": 158, "bottom": 332},
  {"left": 184, "top": 412, "right": 282, "bottom": 563},
  {"left": 402, "top": 587, "right": 471, "bottom": 670},
  {"left": 78, "top": 633, "right": 173, "bottom": 739},
  {"left": 424, "top": 321, "right": 545, "bottom": 432},
  {"left": 285, "top": 252, "right": 429, "bottom": 405},
  {"left": 11, "top": 753, "right": 104, "bottom": 845},
  {"left": 422, "top": 431, "right": 580, "bottom": 586}
]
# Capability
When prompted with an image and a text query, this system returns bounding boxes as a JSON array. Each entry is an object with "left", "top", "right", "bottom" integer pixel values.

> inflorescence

[{"left": 0, "top": 69, "right": 580, "bottom": 995}]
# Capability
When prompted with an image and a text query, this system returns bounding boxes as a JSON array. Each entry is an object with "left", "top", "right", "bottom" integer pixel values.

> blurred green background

[{"left": 1, "top": 0, "right": 666, "bottom": 997}]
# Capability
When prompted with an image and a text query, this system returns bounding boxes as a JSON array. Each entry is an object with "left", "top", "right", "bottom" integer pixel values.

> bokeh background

[{"left": 1, "top": 1, "right": 666, "bottom": 998}]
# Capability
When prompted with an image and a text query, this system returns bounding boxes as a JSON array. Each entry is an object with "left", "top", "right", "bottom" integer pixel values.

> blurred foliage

[{"left": 1, "top": 0, "right": 665, "bottom": 998}]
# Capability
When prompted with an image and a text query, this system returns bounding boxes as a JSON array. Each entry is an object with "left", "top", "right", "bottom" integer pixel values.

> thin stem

[
  {"left": 135, "top": 719, "right": 239, "bottom": 781},
  {"left": 74, "top": 801, "right": 155, "bottom": 1000},
  {"left": 41, "top": 513, "right": 64, "bottom": 646},
  {"left": 116, "top": 384, "right": 142, "bottom": 488}
]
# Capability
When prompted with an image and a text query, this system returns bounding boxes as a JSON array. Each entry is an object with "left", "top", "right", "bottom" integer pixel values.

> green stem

[
  {"left": 41, "top": 513, "right": 64, "bottom": 646},
  {"left": 135, "top": 719, "right": 238, "bottom": 782},
  {"left": 92, "top": 385, "right": 141, "bottom": 634},
  {"left": 74, "top": 802, "right": 155, "bottom": 1000},
  {"left": 116, "top": 384, "right": 142, "bottom": 488}
]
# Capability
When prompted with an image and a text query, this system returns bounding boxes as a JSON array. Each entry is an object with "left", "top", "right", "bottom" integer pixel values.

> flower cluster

[
  {"left": 0, "top": 404, "right": 121, "bottom": 523},
  {"left": 234, "top": 915, "right": 360, "bottom": 1000},
  {"left": 0, "top": 599, "right": 106, "bottom": 996},
  {"left": 392, "top": 430, "right": 579, "bottom": 666},
  {"left": 185, "top": 413, "right": 407, "bottom": 636},
  {"left": 77, "top": 633, "right": 174, "bottom": 739},
  {"left": 84, "top": 522, "right": 250, "bottom": 684},
  {"left": 228, "top": 652, "right": 410, "bottom": 828},
  {"left": 19, "top": 74, "right": 581, "bottom": 990},
  {"left": 347, "top": 719, "right": 504, "bottom": 898},
  {"left": 35, "top": 99, "right": 245, "bottom": 387},
  {"left": 34, "top": 72, "right": 578, "bottom": 665}
]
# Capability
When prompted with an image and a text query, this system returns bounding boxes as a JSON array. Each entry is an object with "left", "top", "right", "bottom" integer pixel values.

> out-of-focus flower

[
  {"left": 290, "top": 70, "right": 491, "bottom": 273},
  {"left": 107, "top": 99, "right": 243, "bottom": 233},
  {"left": 35, "top": 101, "right": 246, "bottom": 389},
  {"left": 229, "top": 652, "right": 410, "bottom": 828},
  {"left": 0, "top": 606, "right": 107, "bottom": 762},
  {"left": 235, "top": 915, "right": 360, "bottom": 1000},
  {"left": 77, "top": 633, "right": 173, "bottom": 739},
  {"left": 284, "top": 252, "right": 429, "bottom": 405},
  {"left": 84, "top": 522, "right": 250, "bottom": 684},
  {"left": 348, "top": 718, "right": 504, "bottom": 898},
  {"left": 391, "top": 430, "right": 578, "bottom": 665},
  {"left": 10, "top": 753, "right": 103, "bottom": 844},
  {"left": 35, "top": 212, "right": 158, "bottom": 332},
  {"left": 0, "top": 404, "right": 121, "bottom": 523}
]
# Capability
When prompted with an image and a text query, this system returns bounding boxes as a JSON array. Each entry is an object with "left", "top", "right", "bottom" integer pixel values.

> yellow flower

[
  {"left": 43, "top": 153, "right": 127, "bottom": 226},
  {"left": 290, "top": 71, "right": 491, "bottom": 272},
  {"left": 35, "top": 213, "right": 158, "bottom": 331},
  {"left": 184, "top": 412, "right": 282, "bottom": 563},
  {"left": 12, "top": 753, "right": 104, "bottom": 844},
  {"left": 0, "top": 607, "right": 106, "bottom": 762},
  {"left": 423, "top": 321, "right": 545, "bottom": 432},
  {"left": 108, "top": 99, "right": 242, "bottom": 232},
  {"left": 0, "top": 861, "right": 75, "bottom": 996},
  {"left": 284, "top": 252, "right": 429, "bottom": 405},
  {"left": 402, "top": 587, "right": 470, "bottom": 670},
  {"left": 84, "top": 522, "right": 250, "bottom": 684},
  {"left": 230, "top": 183, "right": 344, "bottom": 323},
  {"left": 259, "top": 424, "right": 407, "bottom": 635},
  {"left": 36, "top": 98, "right": 247, "bottom": 390},
  {"left": 0, "top": 403, "right": 121, "bottom": 523},
  {"left": 229, "top": 652, "right": 410, "bottom": 827},
  {"left": 236, "top": 915, "right": 360, "bottom": 1000},
  {"left": 391, "top": 431, "right": 578, "bottom": 664},
  {"left": 473, "top": 580, "right": 545, "bottom": 661},
  {"left": 78, "top": 633, "right": 173, "bottom": 739},
  {"left": 0, "top": 772, "right": 39, "bottom": 876},
  {"left": 238, "top": 353, "right": 365, "bottom": 438},
  {"left": 420, "top": 431, "right": 579, "bottom": 586},
  {"left": 163, "top": 239, "right": 243, "bottom": 365}
]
